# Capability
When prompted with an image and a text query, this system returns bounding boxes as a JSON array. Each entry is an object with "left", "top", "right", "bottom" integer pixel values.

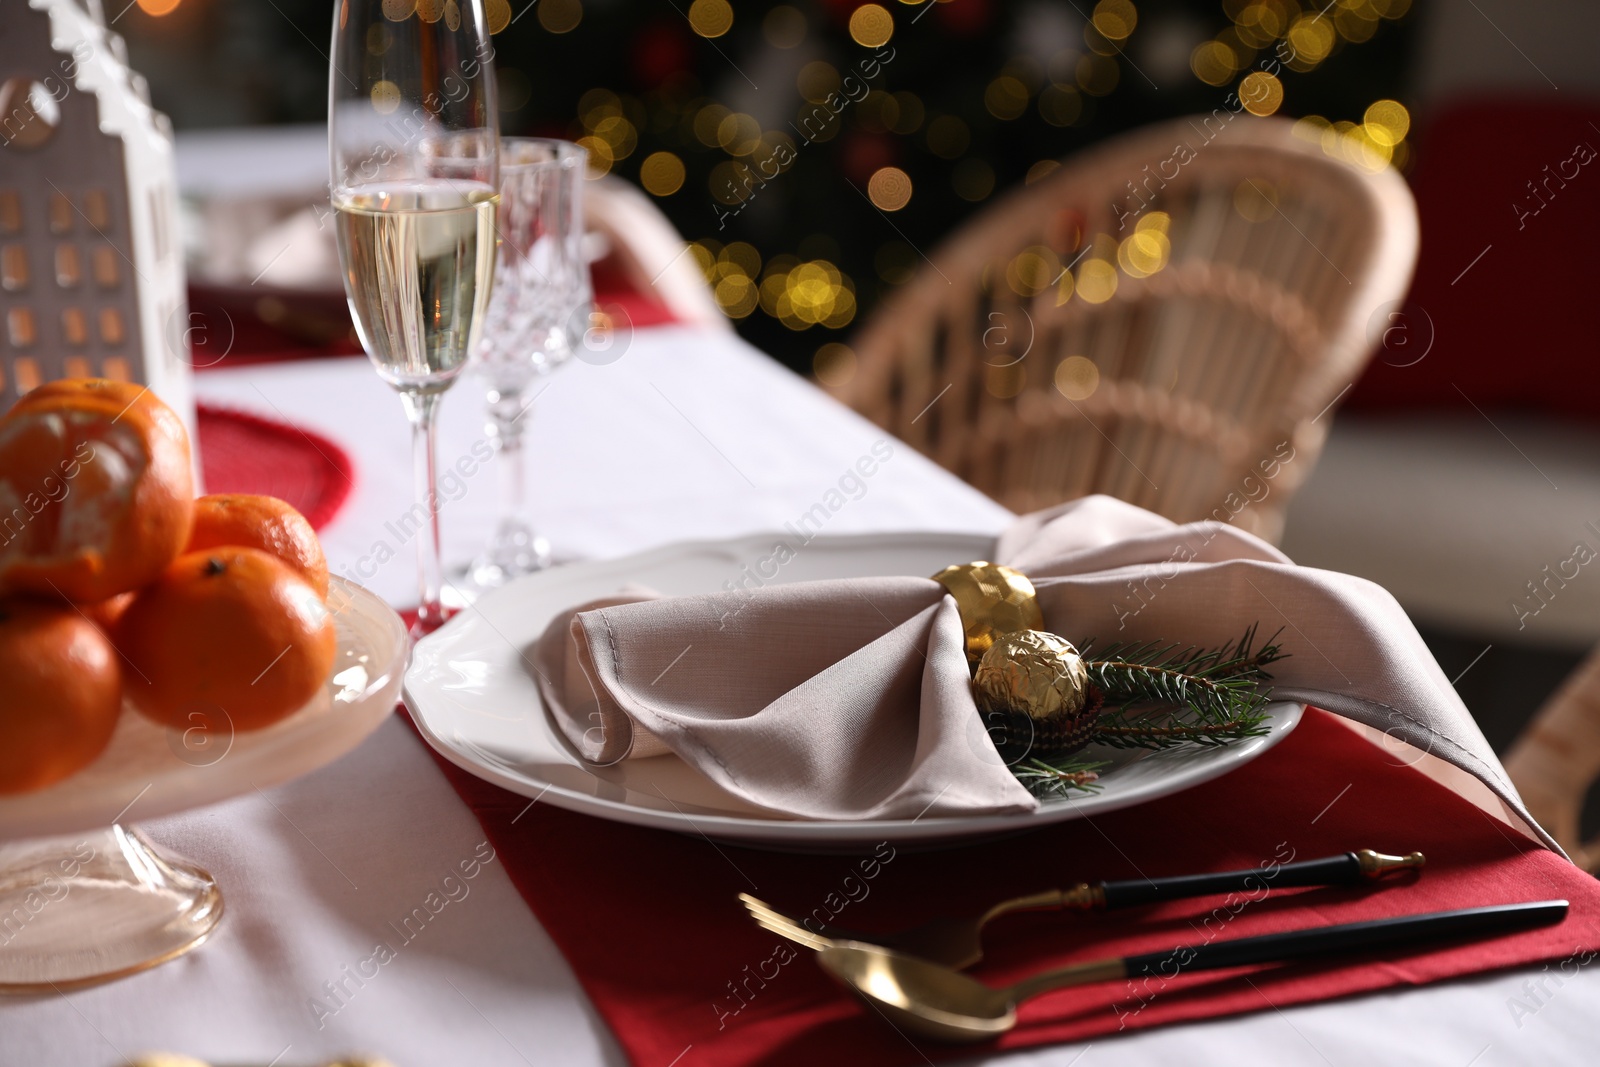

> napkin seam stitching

[
  {"left": 597, "top": 610, "right": 638, "bottom": 762},
  {"left": 598, "top": 607, "right": 747, "bottom": 788}
]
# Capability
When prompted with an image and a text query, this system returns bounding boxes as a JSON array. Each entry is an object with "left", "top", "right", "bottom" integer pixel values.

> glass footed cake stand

[{"left": 0, "top": 577, "right": 407, "bottom": 992}]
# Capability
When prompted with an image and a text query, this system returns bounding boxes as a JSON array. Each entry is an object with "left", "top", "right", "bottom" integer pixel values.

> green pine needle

[
  {"left": 1013, "top": 754, "right": 1109, "bottom": 800},
  {"left": 1005, "top": 625, "right": 1288, "bottom": 795}
]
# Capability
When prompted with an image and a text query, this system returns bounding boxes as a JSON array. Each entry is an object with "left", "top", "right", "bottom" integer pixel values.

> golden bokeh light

[
  {"left": 1285, "top": 14, "right": 1335, "bottom": 69},
  {"left": 867, "top": 167, "right": 913, "bottom": 212},
  {"left": 813, "top": 343, "right": 858, "bottom": 387},
  {"left": 1077, "top": 54, "right": 1120, "bottom": 95},
  {"left": 1118, "top": 229, "right": 1170, "bottom": 278},
  {"left": 797, "top": 61, "right": 841, "bottom": 104},
  {"left": 1092, "top": 0, "right": 1138, "bottom": 41},
  {"left": 715, "top": 274, "right": 758, "bottom": 318},
  {"left": 136, "top": 0, "right": 182, "bottom": 14},
  {"left": 926, "top": 115, "right": 969, "bottom": 159},
  {"left": 539, "top": 0, "right": 582, "bottom": 33},
  {"left": 366, "top": 23, "right": 391, "bottom": 55},
  {"left": 694, "top": 104, "right": 731, "bottom": 146},
  {"left": 444, "top": 1, "right": 461, "bottom": 32},
  {"left": 716, "top": 112, "right": 762, "bottom": 155},
  {"left": 1363, "top": 99, "right": 1410, "bottom": 146},
  {"left": 1190, "top": 40, "right": 1238, "bottom": 86},
  {"left": 381, "top": 0, "right": 416, "bottom": 21},
  {"left": 892, "top": 91, "right": 925, "bottom": 134},
  {"left": 986, "top": 363, "right": 1026, "bottom": 399},
  {"left": 369, "top": 79, "right": 401, "bottom": 114},
  {"left": 485, "top": 0, "right": 512, "bottom": 33},
  {"left": 640, "top": 152, "right": 685, "bottom": 196},
  {"left": 1006, "top": 245, "right": 1060, "bottom": 297},
  {"left": 953, "top": 158, "right": 995, "bottom": 201},
  {"left": 1038, "top": 85, "right": 1083, "bottom": 127},
  {"left": 1026, "top": 160, "right": 1061, "bottom": 185},
  {"left": 576, "top": 136, "right": 613, "bottom": 176},
  {"left": 764, "top": 5, "right": 807, "bottom": 48},
  {"left": 1239, "top": 70, "right": 1283, "bottom": 117},
  {"left": 1076, "top": 258, "right": 1118, "bottom": 304},
  {"left": 849, "top": 4, "right": 895, "bottom": 48},
  {"left": 1055, "top": 355, "right": 1100, "bottom": 401},
  {"left": 1233, "top": 178, "right": 1278, "bottom": 222},
  {"left": 416, "top": 0, "right": 444, "bottom": 23},
  {"left": 689, "top": 0, "right": 734, "bottom": 39},
  {"left": 985, "top": 77, "right": 1029, "bottom": 121},
  {"left": 719, "top": 241, "right": 762, "bottom": 277}
]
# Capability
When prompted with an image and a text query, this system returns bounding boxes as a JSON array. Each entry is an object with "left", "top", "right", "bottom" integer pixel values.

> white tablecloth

[{"left": 3, "top": 326, "right": 1592, "bottom": 1066}]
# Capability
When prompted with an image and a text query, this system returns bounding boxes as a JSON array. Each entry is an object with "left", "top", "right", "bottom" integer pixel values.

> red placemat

[
  {"left": 195, "top": 403, "right": 355, "bottom": 531},
  {"left": 406, "top": 707, "right": 1600, "bottom": 1065}
]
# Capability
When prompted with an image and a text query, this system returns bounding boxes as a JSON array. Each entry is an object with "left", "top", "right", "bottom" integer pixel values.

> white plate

[
  {"left": 405, "top": 533, "right": 1302, "bottom": 849},
  {"left": 0, "top": 578, "right": 409, "bottom": 841}
]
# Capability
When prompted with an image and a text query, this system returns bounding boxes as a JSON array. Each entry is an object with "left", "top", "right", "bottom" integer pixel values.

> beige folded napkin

[{"left": 533, "top": 496, "right": 1557, "bottom": 850}]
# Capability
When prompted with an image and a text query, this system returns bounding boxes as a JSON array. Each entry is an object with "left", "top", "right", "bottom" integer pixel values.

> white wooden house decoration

[{"left": 0, "top": 0, "right": 195, "bottom": 439}]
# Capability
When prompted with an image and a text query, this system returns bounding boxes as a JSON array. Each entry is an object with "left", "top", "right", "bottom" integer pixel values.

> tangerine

[
  {"left": 187, "top": 494, "right": 329, "bottom": 599},
  {"left": 0, "top": 379, "right": 194, "bottom": 603},
  {"left": 118, "top": 547, "right": 337, "bottom": 733},
  {"left": 0, "top": 599, "right": 123, "bottom": 794}
]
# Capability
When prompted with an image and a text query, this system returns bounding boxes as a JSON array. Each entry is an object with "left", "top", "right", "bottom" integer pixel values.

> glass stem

[
  {"left": 488, "top": 384, "right": 527, "bottom": 537},
  {"left": 401, "top": 389, "right": 446, "bottom": 635}
]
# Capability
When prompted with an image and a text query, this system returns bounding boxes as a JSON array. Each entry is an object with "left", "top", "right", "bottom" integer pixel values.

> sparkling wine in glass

[{"left": 329, "top": 0, "right": 499, "bottom": 635}]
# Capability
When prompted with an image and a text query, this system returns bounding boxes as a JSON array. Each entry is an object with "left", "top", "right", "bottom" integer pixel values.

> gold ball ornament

[
  {"left": 973, "top": 630, "right": 1103, "bottom": 755},
  {"left": 930, "top": 562, "right": 1044, "bottom": 669}
]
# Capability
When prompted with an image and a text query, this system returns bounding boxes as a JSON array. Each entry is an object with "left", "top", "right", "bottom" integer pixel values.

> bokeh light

[
  {"left": 1233, "top": 179, "right": 1278, "bottom": 222},
  {"left": 538, "top": 0, "right": 582, "bottom": 33},
  {"left": 849, "top": 4, "right": 895, "bottom": 48},
  {"left": 952, "top": 158, "right": 995, "bottom": 201},
  {"left": 1363, "top": 99, "right": 1410, "bottom": 146},
  {"left": 926, "top": 115, "right": 970, "bottom": 159},
  {"left": 985, "top": 77, "right": 1029, "bottom": 121},
  {"left": 689, "top": 0, "right": 734, "bottom": 39},
  {"left": 1055, "top": 356, "right": 1099, "bottom": 401},
  {"left": 764, "top": 6, "right": 807, "bottom": 48},
  {"left": 1076, "top": 258, "right": 1118, "bottom": 303},
  {"left": 640, "top": 152, "right": 685, "bottom": 196},
  {"left": 1239, "top": 71, "right": 1283, "bottom": 117},
  {"left": 1091, "top": 0, "right": 1138, "bottom": 41},
  {"left": 868, "top": 167, "right": 913, "bottom": 211},
  {"left": 485, "top": 0, "right": 512, "bottom": 33},
  {"left": 813, "top": 343, "right": 857, "bottom": 387}
]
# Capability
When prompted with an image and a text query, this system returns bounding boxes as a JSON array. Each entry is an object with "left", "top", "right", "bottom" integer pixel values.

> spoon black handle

[
  {"left": 1125, "top": 899, "right": 1569, "bottom": 978},
  {"left": 1100, "top": 849, "right": 1423, "bottom": 908}
]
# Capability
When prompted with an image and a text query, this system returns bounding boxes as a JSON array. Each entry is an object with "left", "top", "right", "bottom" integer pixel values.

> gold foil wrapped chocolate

[
  {"left": 973, "top": 630, "right": 1102, "bottom": 756},
  {"left": 973, "top": 630, "right": 1090, "bottom": 721},
  {"left": 930, "top": 562, "right": 1044, "bottom": 669}
]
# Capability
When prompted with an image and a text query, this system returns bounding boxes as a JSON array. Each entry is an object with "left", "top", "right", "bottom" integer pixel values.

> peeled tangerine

[
  {"left": 0, "top": 600, "right": 123, "bottom": 794},
  {"left": 0, "top": 379, "right": 194, "bottom": 603},
  {"left": 118, "top": 547, "right": 338, "bottom": 733}
]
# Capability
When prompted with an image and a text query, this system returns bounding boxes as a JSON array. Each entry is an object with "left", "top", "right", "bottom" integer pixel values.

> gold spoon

[{"left": 817, "top": 899, "right": 1569, "bottom": 1043}]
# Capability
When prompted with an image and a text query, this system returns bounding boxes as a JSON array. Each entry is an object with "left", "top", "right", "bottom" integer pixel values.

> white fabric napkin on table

[{"left": 532, "top": 496, "right": 1557, "bottom": 851}]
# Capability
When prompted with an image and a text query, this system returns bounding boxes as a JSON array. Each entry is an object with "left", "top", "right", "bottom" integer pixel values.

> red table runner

[{"left": 409, "top": 708, "right": 1600, "bottom": 1065}]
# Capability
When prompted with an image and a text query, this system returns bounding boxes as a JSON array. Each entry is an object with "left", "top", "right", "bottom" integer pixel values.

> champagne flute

[{"left": 329, "top": 0, "right": 499, "bottom": 636}]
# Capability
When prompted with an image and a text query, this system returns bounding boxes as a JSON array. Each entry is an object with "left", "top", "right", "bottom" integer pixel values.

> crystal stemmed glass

[
  {"left": 457, "top": 138, "right": 589, "bottom": 592},
  {"left": 329, "top": 0, "right": 499, "bottom": 636}
]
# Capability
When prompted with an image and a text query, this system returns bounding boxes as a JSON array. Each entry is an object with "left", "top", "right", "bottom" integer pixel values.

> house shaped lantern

[{"left": 0, "top": 0, "right": 195, "bottom": 439}]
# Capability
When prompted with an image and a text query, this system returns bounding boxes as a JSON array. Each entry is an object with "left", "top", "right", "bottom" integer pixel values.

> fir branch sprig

[
  {"left": 1013, "top": 754, "right": 1108, "bottom": 800},
  {"left": 1006, "top": 626, "right": 1288, "bottom": 797}
]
